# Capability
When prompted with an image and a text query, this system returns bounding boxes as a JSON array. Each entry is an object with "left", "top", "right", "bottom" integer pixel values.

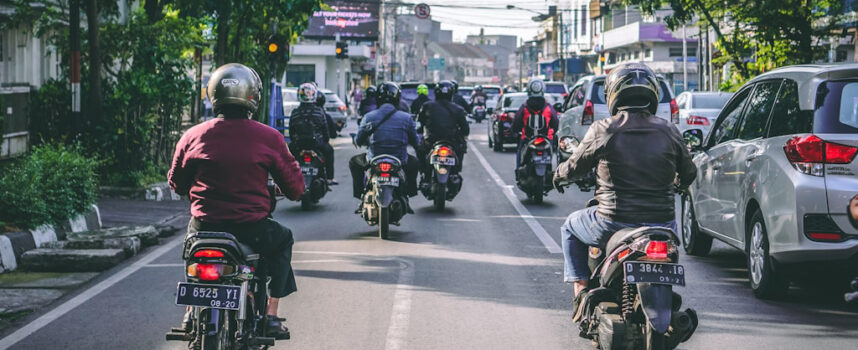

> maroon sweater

[{"left": 168, "top": 118, "right": 304, "bottom": 223}]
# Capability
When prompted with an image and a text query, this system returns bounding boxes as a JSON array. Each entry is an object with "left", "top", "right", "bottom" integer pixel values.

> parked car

[
  {"left": 319, "top": 89, "right": 348, "bottom": 131},
  {"left": 681, "top": 64, "right": 858, "bottom": 299},
  {"left": 487, "top": 92, "right": 557, "bottom": 152},
  {"left": 674, "top": 91, "right": 733, "bottom": 138},
  {"left": 282, "top": 87, "right": 300, "bottom": 117},
  {"left": 556, "top": 75, "right": 678, "bottom": 162}
]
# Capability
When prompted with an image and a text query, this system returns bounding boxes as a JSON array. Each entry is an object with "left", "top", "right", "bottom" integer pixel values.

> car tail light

[
  {"left": 686, "top": 115, "right": 710, "bottom": 125},
  {"left": 645, "top": 241, "right": 669, "bottom": 260},
  {"left": 807, "top": 232, "right": 844, "bottom": 241},
  {"left": 378, "top": 162, "right": 392, "bottom": 172},
  {"left": 339, "top": 105, "right": 347, "bottom": 111},
  {"left": 498, "top": 112, "right": 510, "bottom": 122},
  {"left": 784, "top": 135, "right": 858, "bottom": 176},
  {"left": 193, "top": 249, "right": 225, "bottom": 258},
  {"left": 670, "top": 99, "right": 679, "bottom": 124},
  {"left": 582, "top": 100, "right": 594, "bottom": 125}
]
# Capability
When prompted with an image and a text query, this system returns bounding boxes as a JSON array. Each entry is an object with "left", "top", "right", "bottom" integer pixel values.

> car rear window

[
  {"left": 545, "top": 84, "right": 567, "bottom": 94},
  {"left": 504, "top": 95, "right": 528, "bottom": 109},
  {"left": 814, "top": 80, "right": 858, "bottom": 134},
  {"left": 692, "top": 94, "right": 731, "bottom": 109},
  {"left": 590, "top": 80, "right": 671, "bottom": 105}
]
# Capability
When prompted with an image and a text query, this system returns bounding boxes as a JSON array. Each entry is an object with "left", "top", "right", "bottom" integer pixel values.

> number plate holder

[
  {"left": 431, "top": 156, "right": 456, "bottom": 166},
  {"left": 532, "top": 155, "right": 552, "bottom": 164},
  {"left": 623, "top": 261, "right": 686, "bottom": 286},
  {"left": 301, "top": 166, "right": 318, "bottom": 175},
  {"left": 373, "top": 176, "right": 400, "bottom": 187},
  {"left": 175, "top": 282, "right": 242, "bottom": 310}
]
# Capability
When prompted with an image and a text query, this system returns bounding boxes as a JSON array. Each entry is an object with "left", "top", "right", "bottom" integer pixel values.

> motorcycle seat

[
  {"left": 604, "top": 226, "right": 676, "bottom": 257},
  {"left": 186, "top": 231, "right": 258, "bottom": 261}
]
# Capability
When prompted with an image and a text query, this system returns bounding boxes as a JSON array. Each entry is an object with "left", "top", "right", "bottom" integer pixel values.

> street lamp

[{"left": 506, "top": 4, "right": 550, "bottom": 21}]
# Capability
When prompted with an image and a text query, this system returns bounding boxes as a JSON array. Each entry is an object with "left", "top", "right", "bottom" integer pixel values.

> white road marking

[
  {"left": 142, "top": 263, "right": 184, "bottom": 267},
  {"left": 141, "top": 259, "right": 349, "bottom": 268},
  {"left": 468, "top": 142, "right": 562, "bottom": 254},
  {"left": 0, "top": 234, "right": 185, "bottom": 350},
  {"left": 384, "top": 259, "right": 415, "bottom": 350}
]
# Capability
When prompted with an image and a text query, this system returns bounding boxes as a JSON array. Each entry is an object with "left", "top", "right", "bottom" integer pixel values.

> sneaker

[{"left": 327, "top": 179, "right": 339, "bottom": 185}]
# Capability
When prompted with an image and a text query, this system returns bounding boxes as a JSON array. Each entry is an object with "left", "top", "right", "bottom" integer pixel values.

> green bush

[{"left": 0, "top": 144, "right": 98, "bottom": 230}]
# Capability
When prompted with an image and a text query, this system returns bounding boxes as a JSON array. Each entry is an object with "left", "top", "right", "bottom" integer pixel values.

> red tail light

[
  {"left": 686, "top": 115, "right": 710, "bottom": 125},
  {"left": 534, "top": 137, "right": 546, "bottom": 145},
  {"left": 670, "top": 99, "right": 679, "bottom": 124},
  {"left": 645, "top": 241, "right": 669, "bottom": 260},
  {"left": 785, "top": 135, "right": 857, "bottom": 176},
  {"left": 379, "top": 172, "right": 390, "bottom": 178},
  {"left": 499, "top": 112, "right": 511, "bottom": 122},
  {"left": 197, "top": 263, "right": 222, "bottom": 281},
  {"left": 582, "top": 100, "right": 594, "bottom": 125},
  {"left": 193, "top": 249, "right": 225, "bottom": 258},
  {"left": 303, "top": 155, "right": 312, "bottom": 163},
  {"left": 338, "top": 105, "right": 347, "bottom": 111},
  {"left": 808, "top": 232, "right": 843, "bottom": 241},
  {"left": 438, "top": 147, "right": 451, "bottom": 156},
  {"left": 378, "top": 162, "right": 392, "bottom": 172},
  {"left": 536, "top": 151, "right": 544, "bottom": 156}
]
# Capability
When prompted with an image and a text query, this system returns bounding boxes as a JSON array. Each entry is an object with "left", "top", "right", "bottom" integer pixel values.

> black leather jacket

[
  {"left": 417, "top": 99, "right": 469, "bottom": 144},
  {"left": 554, "top": 110, "right": 697, "bottom": 223}
]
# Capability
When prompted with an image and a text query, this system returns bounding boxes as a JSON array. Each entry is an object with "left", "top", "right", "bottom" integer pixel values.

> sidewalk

[{"left": 0, "top": 199, "right": 189, "bottom": 331}]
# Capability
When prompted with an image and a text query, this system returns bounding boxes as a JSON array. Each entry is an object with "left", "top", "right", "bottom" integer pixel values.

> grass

[{"left": 0, "top": 272, "right": 66, "bottom": 287}]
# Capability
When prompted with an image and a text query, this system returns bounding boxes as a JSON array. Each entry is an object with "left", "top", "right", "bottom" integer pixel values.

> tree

[{"left": 625, "top": 0, "right": 848, "bottom": 81}]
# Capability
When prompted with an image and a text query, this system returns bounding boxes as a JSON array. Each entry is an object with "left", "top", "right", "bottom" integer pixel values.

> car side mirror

[
  {"left": 553, "top": 102, "right": 564, "bottom": 113},
  {"left": 487, "top": 107, "right": 494, "bottom": 114},
  {"left": 682, "top": 129, "right": 704, "bottom": 152},
  {"left": 849, "top": 195, "right": 858, "bottom": 229}
]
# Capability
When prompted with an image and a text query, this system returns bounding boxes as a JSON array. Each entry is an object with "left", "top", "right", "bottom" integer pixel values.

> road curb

[{"left": 0, "top": 206, "right": 102, "bottom": 275}]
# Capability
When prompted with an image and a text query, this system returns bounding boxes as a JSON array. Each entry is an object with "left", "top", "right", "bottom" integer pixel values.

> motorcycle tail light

[
  {"left": 437, "top": 147, "right": 451, "bottom": 156},
  {"left": 582, "top": 100, "right": 594, "bottom": 125},
  {"left": 645, "top": 241, "right": 669, "bottom": 260},
  {"left": 617, "top": 249, "right": 631, "bottom": 261},
  {"left": 536, "top": 151, "right": 544, "bottom": 156},
  {"left": 378, "top": 162, "right": 392, "bottom": 172},
  {"left": 533, "top": 137, "right": 546, "bottom": 145},
  {"left": 380, "top": 172, "right": 391, "bottom": 178},
  {"left": 304, "top": 155, "right": 312, "bottom": 163},
  {"left": 187, "top": 263, "right": 234, "bottom": 280},
  {"left": 193, "top": 249, "right": 225, "bottom": 258}
]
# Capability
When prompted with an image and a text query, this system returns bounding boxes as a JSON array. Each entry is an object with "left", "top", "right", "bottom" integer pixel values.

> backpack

[
  {"left": 521, "top": 105, "right": 553, "bottom": 140},
  {"left": 289, "top": 106, "right": 324, "bottom": 148}
]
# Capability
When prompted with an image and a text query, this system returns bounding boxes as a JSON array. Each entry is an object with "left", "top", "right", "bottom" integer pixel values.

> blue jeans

[{"left": 561, "top": 206, "right": 676, "bottom": 283}]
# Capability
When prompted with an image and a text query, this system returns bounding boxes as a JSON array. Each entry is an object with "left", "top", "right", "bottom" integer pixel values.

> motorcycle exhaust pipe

[{"left": 668, "top": 309, "right": 698, "bottom": 344}]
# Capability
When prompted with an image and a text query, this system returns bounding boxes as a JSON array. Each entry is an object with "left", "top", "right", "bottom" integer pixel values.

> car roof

[
  {"left": 745, "top": 63, "right": 858, "bottom": 110},
  {"left": 681, "top": 91, "right": 733, "bottom": 97}
]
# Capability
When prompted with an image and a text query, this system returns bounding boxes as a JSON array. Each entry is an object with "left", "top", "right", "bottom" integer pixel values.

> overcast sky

[{"left": 409, "top": 0, "right": 557, "bottom": 43}]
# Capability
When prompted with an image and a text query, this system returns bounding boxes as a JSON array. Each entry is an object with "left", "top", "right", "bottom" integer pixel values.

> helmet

[
  {"left": 527, "top": 79, "right": 545, "bottom": 98},
  {"left": 417, "top": 84, "right": 429, "bottom": 96},
  {"left": 366, "top": 85, "right": 378, "bottom": 98},
  {"left": 604, "top": 62, "right": 660, "bottom": 115},
  {"left": 315, "top": 90, "right": 327, "bottom": 107},
  {"left": 207, "top": 63, "right": 263, "bottom": 113},
  {"left": 377, "top": 81, "right": 402, "bottom": 106},
  {"left": 434, "top": 80, "right": 454, "bottom": 100},
  {"left": 475, "top": 85, "right": 484, "bottom": 93},
  {"left": 298, "top": 83, "right": 318, "bottom": 104},
  {"left": 450, "top": 80, "right": 459, "bottom": 93}
]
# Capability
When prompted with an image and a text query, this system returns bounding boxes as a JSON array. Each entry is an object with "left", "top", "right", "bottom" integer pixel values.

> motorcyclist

[
  {"left": 450, "top": 80, "right": 471, "bottom": 113},
  {"left": 168, "top": 63, "right": 304, "bottom": 340},
  {"left": 349, "top": 82, "right": 420, "bottom": 210},
  {"left": 551, "top": 63, "right": 697, "bottom": 304},
  {"left": 470, "top": 85, "right": 488, "bottom": 110},
  {"left": 358, "top": 85, "right": 378, "bottom": 117},
  {"left": 511, "top": 79, "right": 559, "bottom": 176},
  {"left": 416, "top": 80, "right": 469, "bottom": 183},
  {"left": 289, "top": 83, "right": 337, "bottom": 185},
  {"left": 314, "top": 91, "right": 340, "bottom": 184},
  {"left": 410, "top": 84, "right": 431, "bottom": 115}
]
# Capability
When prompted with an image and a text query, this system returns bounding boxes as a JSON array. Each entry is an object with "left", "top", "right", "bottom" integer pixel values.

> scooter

[
  {"left": 516, "top": 135, "right": 553, "bottom": 203},
  {"left": 472, "top": 104, "right": 486, "bottom": 123},
  {"left": 420, "top": 141, "right": 463, "bottom": 210},
  {"left": 359, "top": 155, "right": 409, "bottom": 239},
  {"left": 296, "top": 149, "right": 329, "bottom": 210}
]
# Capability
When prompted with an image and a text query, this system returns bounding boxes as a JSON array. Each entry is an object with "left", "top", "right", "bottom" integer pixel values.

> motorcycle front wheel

[{"left": 379, "top": 207, "right": 390, "bottom": 240}]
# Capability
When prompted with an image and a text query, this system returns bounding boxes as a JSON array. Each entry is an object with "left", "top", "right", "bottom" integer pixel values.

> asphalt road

[{"left": 2, "top": 121, "right": 857, "bottom": 350}]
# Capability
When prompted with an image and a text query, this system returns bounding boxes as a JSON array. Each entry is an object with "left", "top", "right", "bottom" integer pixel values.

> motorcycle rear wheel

[
  {"left": 530, "top": 181, "right": 544, "bottom": 204},
  {"left": 433, "top": 183, "right": 446, "bottom": 210},
  {"left": 645, "top": 324, "right": 668, "bottom": 350},
  {"left": 379, "top": 207, "right": 390, "bottom": 240},
  {"left": 300, "top": 194, "right": 313, "bottom": 211},
  {"left": 201, "top": 310, "right": 233, "bottom": 350}
]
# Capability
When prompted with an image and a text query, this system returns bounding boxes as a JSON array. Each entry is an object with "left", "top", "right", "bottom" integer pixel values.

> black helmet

[
  {"left": 207, "top": 63, "right": 263, "bottom": 113},
  {"left": 377, "top": 82, "right": 402, "bottom": 106},
  {"left": 435, "top": 80, "right": 455, "bottom": 100},
  {"left": 526, "top": 79, "right": 545, "bottom": 98},
  {"left": 450, "top": 80, "right": 459, "bottom": 93},
  {"left": 315, "top": 90, "right": 327, "bottom": 107},
  {"left": 605, "top": 62, "right": 660, "bottom": 115},
  {"left": 475, "top": 85, "right": 484, "bottom": 93},
  {"left": 366, "top": 85, "right": 377, "bottom": 98}
]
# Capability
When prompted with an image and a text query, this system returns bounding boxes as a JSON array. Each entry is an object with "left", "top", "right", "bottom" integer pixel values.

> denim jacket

[{"left": 355, "top": 103, "right": 418, "bottom": 163}]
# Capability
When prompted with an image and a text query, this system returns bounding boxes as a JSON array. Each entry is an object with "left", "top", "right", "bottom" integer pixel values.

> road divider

[{"left": 468, "top": 142, "right": 562, "bottom": 254}]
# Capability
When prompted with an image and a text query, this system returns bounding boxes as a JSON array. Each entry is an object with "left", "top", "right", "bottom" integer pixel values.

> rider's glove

[{"left": 553, "top": 175, "right": 565, "bottom": 194}]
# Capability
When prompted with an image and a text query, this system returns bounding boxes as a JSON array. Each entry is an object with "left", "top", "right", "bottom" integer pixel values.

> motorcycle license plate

[
  {"left": 374, "top": 176, "right": 400, "bottom": 187},
  {"left": 301, "top": 166, "right": 318, "bottom": 175},
  {"left": 623, "top": 262, "right": 686, "bottom": 286},
  {"left": 533, "top": 155, "right": 552, "bottom": 164},
  {"left": 431, "top": 156, "right": 456, "bottom": 166},
  {"left": 175, "top": 282, "right": 241, "bottom": 310}
]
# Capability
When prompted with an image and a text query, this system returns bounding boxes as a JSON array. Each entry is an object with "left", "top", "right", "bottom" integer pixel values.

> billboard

[{"left": 302, "top": 1, "right": 380, "bottom": 40}]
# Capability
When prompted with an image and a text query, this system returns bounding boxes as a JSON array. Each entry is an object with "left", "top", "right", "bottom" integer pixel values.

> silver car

[
  {"left": 682, "top": 64, "right": 858, "bottom": 299},
  {"left": 556, "top": 75, "right": 678, "bottom": 161},
  {"left": 319, "top": 89, "right": 348, "bottom": 131},
  {"left": 674, "top": 91, "right": 733, "bottom": 138}
]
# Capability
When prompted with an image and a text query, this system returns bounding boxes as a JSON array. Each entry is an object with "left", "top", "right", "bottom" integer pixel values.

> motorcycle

[
  {"left": 420, "top": 141, "right": 463, "bottom": 210},
  {"left": 516, "top": 135, "right": 554, "bottom": 203},
  {"left": 297, "top": 149, "right": 329, "bottom": 210},
  {"left": 166, "top": 232, "right": 278, "bottom": 350},
  {"left": 359, "top": 155, "right": 409, "bottom": 239},
  {"left": 472, "top": 104, "right": 487, "bottom": 123}
]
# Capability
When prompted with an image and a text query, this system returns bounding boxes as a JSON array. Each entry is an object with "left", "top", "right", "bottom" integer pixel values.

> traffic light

[
  {"left": 335, "top": 41, "right": 348, "bottom": 59},
  {"left": 266, "top": 35, "right": 289, "bottom": 64}
]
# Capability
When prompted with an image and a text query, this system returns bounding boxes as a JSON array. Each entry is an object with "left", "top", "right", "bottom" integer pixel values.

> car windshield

[
  {"left": 457, "top": 88, "right": 473, "bottom": 97},
  {"left": 283, "top": 89, "right": 298, "bottom": 102},
  {"left": 692, "top": 94, "right": 731, "bottom": 109},
  {"left": 591, "top": 80, "right": 671, "bottom": 104},
  {"left": 545, "top": 84, "right": 566, "bottom": 94},
  {"left": 484, "top": 87, "right": 501, "bottom": 96},
  {"left": 815, "top": 80, "right": 858, "bottom": 133},
  {"left": 502, "top": 95, "right": 556, "bottom": 109}
]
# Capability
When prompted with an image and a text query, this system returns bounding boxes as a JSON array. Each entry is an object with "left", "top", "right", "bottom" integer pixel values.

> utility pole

[
  {"left": 70, "top": 0, "right": 81, "bottom": 133},
  {"left": 682, "top": 25, "right": 687, "bottom": 92},
  {"left": 559, "top": 12, "right": 565, "bottom": 83},
  {"left": 707, "top": 26, "right": 714, "bottom": 91}
]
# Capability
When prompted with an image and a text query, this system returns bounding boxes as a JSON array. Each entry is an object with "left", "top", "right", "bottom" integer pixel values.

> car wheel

[
  {"left": 747, "top": 209, "right": 789, "bottom": 299},
  {"left": 487, "top": 125, "right": 494, "bottom": 148},
  {"left": 681, "top": 195, "right": 712, "bottom": 256}
]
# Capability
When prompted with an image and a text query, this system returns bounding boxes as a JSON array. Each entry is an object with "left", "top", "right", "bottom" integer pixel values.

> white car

[
  {"left": 282, "top": 87, "right": 300, "bottom": 117},
  {"left": 556, "top": 75, "right": 678, "bottom": 162},
  {"left": 674, "top": 91, "right": 733, "bottom": 138}
]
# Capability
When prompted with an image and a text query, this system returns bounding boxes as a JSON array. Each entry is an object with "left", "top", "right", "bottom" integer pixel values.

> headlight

[{"left": 559, "top": 136, "right": 579, "bottom": 154}]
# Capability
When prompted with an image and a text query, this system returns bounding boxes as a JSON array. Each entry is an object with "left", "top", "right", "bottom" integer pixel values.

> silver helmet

[{"left": 207, "top": 63, "right": 263, "bottom": 113}]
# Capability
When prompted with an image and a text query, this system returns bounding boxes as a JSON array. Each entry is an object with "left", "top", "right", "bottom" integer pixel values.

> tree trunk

[
  {"left": 144, "top": 0, "right": 163, "bottom": 24},
  {"left": 86, "top": 0, "right": 102, "bottom": 127},
  {"left": 214, "top": 2, "right": 232, "bottom": 66}
]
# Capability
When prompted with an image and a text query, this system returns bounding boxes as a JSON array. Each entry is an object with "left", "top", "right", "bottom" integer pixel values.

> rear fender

[
  {"left": 376, "top": 185, "right": 395, "bottom": 207},
  {"left": 637, "top": 283, "right": 673, "bottom": 334},
  {"left": 434, "top": 167, "right": 450, "bottom": 184},
  {"left": 303, "top": 174, "right": 315, "bottom": 191},
  {"left": 534, "top": 164, "right": 547, "bottom": 177}
]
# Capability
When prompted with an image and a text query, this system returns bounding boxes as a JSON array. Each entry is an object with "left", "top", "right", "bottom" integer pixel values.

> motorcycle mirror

[
  {"left": 849, "top": 195, "right": 858, "bottom": 229},
  {"left": 682, "top": 129, "right": 704, "bottom": 152}
]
